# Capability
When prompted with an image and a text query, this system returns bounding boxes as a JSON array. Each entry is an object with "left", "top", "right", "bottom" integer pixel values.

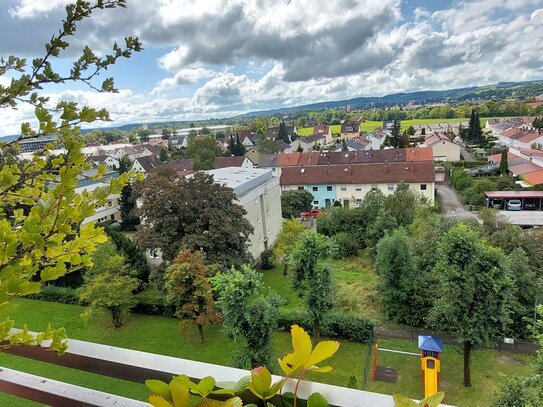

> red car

[{"left": 302, "top": 209, "right": 323, "bottom": 218}]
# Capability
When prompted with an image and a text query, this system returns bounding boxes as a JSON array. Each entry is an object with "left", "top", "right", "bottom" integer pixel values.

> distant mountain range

[{"left": 2, "top": 80, "right": 542, "bottom": 140}]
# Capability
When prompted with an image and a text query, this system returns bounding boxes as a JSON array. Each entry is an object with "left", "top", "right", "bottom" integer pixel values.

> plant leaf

[
  {"left": 249, "top": 367, "right": 272, "bottom": 399},
  {"left": 169, "top": 381, "right": 191, "bottom": 407},
  {"left": 420, "top": 392, "right": 445, "bottom": 407},
  {"left": 307, "top": 392, "right": 329, "bottom": 407},
  {"left": 393, "top": 394, "right": 419, "bottom": 407},
  {"left": 291, "top": 325, "right": 312, "bottom": 365},
  {"left": 307, "top": 341, "right": 340, "bottom": 367},
  {"left": 146, "top": 380, "right": 171, "bottom": 401},
  {"left": 148, "top": 394, "right": 174, "bottom": 407}
]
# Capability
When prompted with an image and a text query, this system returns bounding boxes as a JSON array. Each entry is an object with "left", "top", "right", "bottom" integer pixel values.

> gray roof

[{"left": 258, "top": 154, "right": 280, "bottom": 168}]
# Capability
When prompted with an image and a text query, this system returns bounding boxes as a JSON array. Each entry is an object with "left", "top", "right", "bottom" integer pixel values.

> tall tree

[
  {"left": 165, "top": 249, "right": 219, "bottom": 343},
  {"left": 467, "top": 109, "right": 482, "bottom": 142},
  {"left": 80, "top": 241, "right": 140, "bottom": 328},
  {"left": 227, "top": 135, "right": 236, "bottom": 155},
  {"left": 499, "top": 149, "right": 509, "bottom": 175},
  {"left": 212, "top": 266, "right": 281, "bottom": 368},
  {"left": 105, "top": 226, "right": 150, "bottom": 284},
  {"left": 186, "top": 136, "right": 221, "bottom": 170},
  {"left": 390, "top": 119, "right": 402, "bottom": 148},
  {"left": 281, "top": 189, "right": 314, "bottom": 218},
  {"left": 341, "top": 139, "right": 348, "bottom": 151},
  {"left": 289, "top": 232, "right": 336, "bottom": 342},
  {"left": 235, "top": 133, "right": 246, "bottom": 156},
  {"left": 428, "top": 223, "right": 515, "bottom": 387},
  {"left": 375, "top": 228, "right": 420, "bottom": 326},
  {"left": 159, "top": 147, "right": 168, "bottom": 162},
  {"left": 277, "top": 121, "right": 289, "bottom": 143},
  {"left": 274, "top": 219, "right": 307, "bottom": 275},
  {"left": 135, "top": 169, "right": 253, "bottom": 266},
  {"left": 118, "top": 156, "right": 133, "bottom": 174},
  {"left": 118, "top": 182, "right": 140, "bottom": 231},
  {"left": 385, "top": 182, "right": 422, "bottom": 226},
  {"left": 0, "top": 0, "right": 139, "bottom": 335}
]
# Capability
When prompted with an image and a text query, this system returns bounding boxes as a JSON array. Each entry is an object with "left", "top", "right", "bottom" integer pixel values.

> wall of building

[
  {"left": 81, "top": 194, "right": 121, "bottom": 225},
  {"left": 431, "top": 141, "right": 460, "bottom": 162},
  {"left": 238, "top": 176, "right": 283, "bottom": 262},
  {"left": 285, "top": 181, "right": 434, "bottom": 207}
]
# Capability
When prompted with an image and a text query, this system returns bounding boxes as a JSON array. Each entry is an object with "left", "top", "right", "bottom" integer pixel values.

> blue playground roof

[{"left": 418, "top": 335, "right": 444, "bottom": 353}]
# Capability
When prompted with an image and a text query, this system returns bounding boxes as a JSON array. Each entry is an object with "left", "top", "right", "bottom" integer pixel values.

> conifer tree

[{"left": 499, "top": 149, "right": 509, "bottom": 175}]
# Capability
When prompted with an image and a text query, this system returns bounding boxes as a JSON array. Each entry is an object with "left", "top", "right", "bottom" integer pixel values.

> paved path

[
  {"left": 460, "top": 146, "right": 475, "bottom": 161},
  {"left": 436, "top": 184, "right": 478, "bottom": 219}
]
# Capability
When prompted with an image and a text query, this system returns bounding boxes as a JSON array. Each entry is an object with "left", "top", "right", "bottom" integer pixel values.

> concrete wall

[
  {"left": 431, "top": 140, "right": 460, "bottom": 162},
  {"left": 238, "top": 176, "right": 283, "bottom": 262}
]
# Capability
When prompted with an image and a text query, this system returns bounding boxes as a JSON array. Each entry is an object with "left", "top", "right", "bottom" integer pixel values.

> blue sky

[{"left": 1, "top": 0, "right": 543, "bottom": 134}]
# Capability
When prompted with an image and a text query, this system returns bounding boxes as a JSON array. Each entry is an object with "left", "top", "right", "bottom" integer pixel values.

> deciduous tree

[
  {"left": 0, "top": 0, "right": 139, "bottom": 338},
  {"left": 135, "top": 169, "right": 253, "bottom": 266},
  {"left": 165, "top": 249, "right": 219, "bottom": 343},
  {"left": 274, "top": 219, "right": 307, "bottom": 275},
  {"left": 186, "top": 136, "right": 221, "bottom": 170},
  {"left": 80, "top": 241, "right": 140, "bottom": 327},
  {"left": 281, "top": 189, "right": 314, "bottom": 218},
  {"left": 212, "top": 266, "right": 281, "bottom": 368},
  {"left": 428, "top": 224, "right": 515, "bottom": 387}
]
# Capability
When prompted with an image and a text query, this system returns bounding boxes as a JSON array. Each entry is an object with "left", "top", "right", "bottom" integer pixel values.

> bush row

[
  {"left": 277, "top": 309, "right": 374, "bottom": 343},
  {"left": 30, "top": 287, "right": 374, "bottom": 343}
]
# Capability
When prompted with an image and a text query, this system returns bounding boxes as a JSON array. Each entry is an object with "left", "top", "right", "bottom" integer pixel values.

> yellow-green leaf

[
  {"left": 169, "top": 382, "right": 191, "bottom": 407},
  {"left": 291, "top": 325, "right": 312, "bottom": 365},
  {"left": 146, "top": 380, "right": 171, "bottom": 401},
  {"left": 149, "top": 394, "right": 174, "bottom": 407},
  {"left": 306, "top": 341, "right": 340, "bottom": 367}
]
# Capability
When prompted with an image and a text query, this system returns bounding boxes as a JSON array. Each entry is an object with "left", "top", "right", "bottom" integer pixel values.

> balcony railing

[{"left": 0, "top": 333, "right": 455, "bottom": 406}]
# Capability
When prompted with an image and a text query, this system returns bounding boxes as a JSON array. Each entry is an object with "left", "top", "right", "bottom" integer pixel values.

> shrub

[
  {"left": 260, "top": 249, "right": 275, "bottom": 270},
  {"left": 131, "top": 302, "right": 176, "bottom": 318},
  {"left": 333, "top": 232, "right": 359, "bottom": 258},
  {"left": 29, "top": 285, "right": 82, "bottom": 305},
  {"left": 277, "top": 309, "right": 373, "bottom": 343}
]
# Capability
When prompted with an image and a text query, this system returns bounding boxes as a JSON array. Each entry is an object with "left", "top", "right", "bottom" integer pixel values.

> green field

[
  {"left": 0, "top": 295, "right": 534, "bottom": 407},
  {"left": 296, "top": 117, "right": 505, "bottom": 137}
]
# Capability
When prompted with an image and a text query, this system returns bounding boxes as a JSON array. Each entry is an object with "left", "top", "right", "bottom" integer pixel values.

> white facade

[
  {"left": 206, "top": 167, "right": 282, "bottom": 262},
  {"left": 427, "top": 139, "right": 460, "bottom": 162},
  {"left": 75, "top": 182, "right": 121, "bottom": 225}
]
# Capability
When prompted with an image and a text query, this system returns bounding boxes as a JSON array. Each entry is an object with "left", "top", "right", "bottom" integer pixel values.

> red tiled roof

[
  {"left": 278, "top": 153, "right": 301, "bottom": 166},
  {"left": 297, "top": 152, "right": 320, "bottom": 166},
  {"left": 214, "top": 156, "right": 247, "bottom": 168},
  {"left": 317, "top": 149, "right": 407, "bottom": 165},
  {"left": 487, "top": 152, "right": 520, "bottom": 163},
  {"left": 509, "top": 162, "right": 543, "bottom": 176},
  {"left": 406, "top": 147, "right": 434, "bottom": 162},
  {"left": 280, "top": 161, "right": 435, "bottom": 185},
  {"left": 523, "top": 170, "right": 543, "bottom": 185}
]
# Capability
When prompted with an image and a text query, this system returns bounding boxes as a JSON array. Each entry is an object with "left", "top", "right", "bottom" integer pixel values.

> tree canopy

[
  {"left": 281, "top": 189, "right": 314, "bottom": 218},
  {"left": 135, "top": 169, "right": 253, "bottom": 266}
]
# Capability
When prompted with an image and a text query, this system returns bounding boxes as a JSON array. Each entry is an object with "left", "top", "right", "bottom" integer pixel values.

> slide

[{"left": 422, "top": 357, "right": 439, "bottom": 398}]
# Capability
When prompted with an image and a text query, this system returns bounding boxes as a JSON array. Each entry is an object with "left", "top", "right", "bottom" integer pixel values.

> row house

[
  {"left": 499, "top": 127, "right": 543, "bottom": 149},
  {"left": 423, "top": 133, "right": 461, "bottom": 162},
  {"left": 280, "top": 161, "right": 435, "bottom": 208}
]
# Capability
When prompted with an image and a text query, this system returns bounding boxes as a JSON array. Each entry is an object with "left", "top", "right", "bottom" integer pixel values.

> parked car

[
  {"left": 523, "top": 199, "right": 539, "bottom": 210},
  {"left": 302, "top": 209, "right": 323, "bottom": 218},
  {"left": 506, "top": 199, "right": 522, "bottom": 211}
]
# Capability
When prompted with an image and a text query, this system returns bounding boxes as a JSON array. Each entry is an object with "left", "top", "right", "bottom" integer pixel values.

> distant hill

[{"left": 1, "top": 79, "right": 542, "bottom": 140}]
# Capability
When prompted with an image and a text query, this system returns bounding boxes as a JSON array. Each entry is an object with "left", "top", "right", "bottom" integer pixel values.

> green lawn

[
  {"left": 0, "top": 299, "right": 366, "bottom": 406},
  {"left": 0, "top": 291, "right": 535, "bottom": 407}
]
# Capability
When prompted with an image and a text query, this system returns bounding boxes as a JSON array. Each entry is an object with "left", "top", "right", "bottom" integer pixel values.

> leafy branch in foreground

[{"left": 0, "top": 0, "right": 141, "bottom": 351}]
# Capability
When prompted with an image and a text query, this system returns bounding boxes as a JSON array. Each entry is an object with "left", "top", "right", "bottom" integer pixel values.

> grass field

[
  {"left": 296, "top": 117, "right": 504, "bottom": 137},
  {"left": 0, "top": 297, "right": 534, "bottom": 407}
]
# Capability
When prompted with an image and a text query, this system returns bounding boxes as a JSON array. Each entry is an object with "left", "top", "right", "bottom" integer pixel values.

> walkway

[{"left": 436, "top": 184, "right": 478, "bottom": 220}]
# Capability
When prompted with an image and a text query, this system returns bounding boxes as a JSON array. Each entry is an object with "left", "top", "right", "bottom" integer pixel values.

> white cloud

[
  {"left": 151, "top": 68, "right": 216, "bottom": 95},
  {"left": 8, "top": 0, "right": 71, "bottom": 18}
]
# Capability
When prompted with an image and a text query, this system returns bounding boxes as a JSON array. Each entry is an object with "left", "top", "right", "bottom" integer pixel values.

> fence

[
  {"left": 1, "top": 330, "right": 452, "bottom": 407},
  {"left": 373, "top": 326, "right": 539, "bottom": 355}
]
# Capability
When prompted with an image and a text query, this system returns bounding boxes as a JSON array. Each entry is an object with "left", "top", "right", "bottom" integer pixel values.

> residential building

[
  {"left": 214, "top": 156, "right": 254, "bottom": 169},
  {"left": 114, "top": 144, "right": 154, "bottom": 161},
  {"left": 205, "top": 167, "right": 282, "bottom": 262},
  {"left": 366, "top": 132, "right": 386, "bottom": 150},
  {"left": 423, "top": 132, "right": 460, "bottom": 161},
  {"left": 290, "top": 134, "right": 327, "bottom": 152},
  {"left": 75, "top": 169, "right": 122, "bottom": 225},
  {"left": 132, "top": 154, "right": 162, "bottom": 174},
  {"left": 281, "top": 161, "right": 435, "bottom": 208},
  {"left": 86, "top": 154, "right": 120, "bottom": 170},
  {"left": 169, "top": 135, "right": 188, "bottom": 149},
  {"left": 489, "top": 147, "right": 543, "bottom": 186},
  {"left": 339, "top": 122, "right": 360, "bottom": 139},
  {"left": 258, "top": 154, "right": 281, "bottom": 177},
  {"left": 499, "top": 127, "right": 543, "bottom": 149},
  {"left": 245, "top": 147, "right": 261, "bottom": 165},
  {"left": 312, "top": 124, "right": 332, "bottom": 144},
  {"left": 18, "top": 136, "right": 59, "bottom": 152},
  {"left": 333, "top": 139, "right": 370, "bottom": 152}
]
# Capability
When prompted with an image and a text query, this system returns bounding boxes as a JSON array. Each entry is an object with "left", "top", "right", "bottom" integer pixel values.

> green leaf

[
  {"left": 148, "top": 395, "right": 174, "bottom": 407},
  {"left": 146, "top": 380, "right": 171, "bottom": 401},
  {"left": 196, "top": 376, "right": 216, "bottom": 397},
  {"left": 282, "top": 392, "right": 295, "bottom": 407},
  {"left": 307, "top": 393, "right": 329, "bottom": 407},
  {"left": 420, "top": 392, "right": 445, "bottom": 407},
  {"left": 169, "top": 381, "right": 191, "bottom": 407},
  {"left": 392, "top": 394, "right": 418, "bottom": 407}
]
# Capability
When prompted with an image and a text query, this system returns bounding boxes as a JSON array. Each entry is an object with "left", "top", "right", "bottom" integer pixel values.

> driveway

[
  {"left": 436, "top": 184, "right": 478, "bottom": 219},
  {"left": 460, "top": 146, "right": 475, "bottom": 161}
]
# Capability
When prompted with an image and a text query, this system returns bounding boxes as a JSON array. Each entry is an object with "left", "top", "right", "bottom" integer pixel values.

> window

[
  {"left": 420, "top": 184, "right": 427, "bottom": 191},
  {"left": 326, "top": 186, "right": 332, "bottom": 191},
  {"left": 340, "top": 187, "right": 347, "bottom": 192},
  {"left": 312, "top": 186, "right": 318, "bottom": 192},
  {"left": 387, "top": 184, "right": 394, "bottom": 191},
  {"left": 108, "top": 200, "right": 113, "bottom": 208},
  {"left": 371, "top": 185, "right": 378, "bottom": 190},
  {"left": 355, "top": 188, "right": 362, "bottom": 192},
  {"left": 298, "top": 186, "right": 304, "bottom": 190},
  {"left": 313, "top": 200, "right": 319, "bottom": 205}
]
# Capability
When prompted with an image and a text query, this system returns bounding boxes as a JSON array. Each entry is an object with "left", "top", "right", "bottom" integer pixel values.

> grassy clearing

[
  {"left": 0, "top": 299, "right": 366, "bottom": 406},
  {"left": 365, "top": 338, "right": 534, "bottom": 407}
]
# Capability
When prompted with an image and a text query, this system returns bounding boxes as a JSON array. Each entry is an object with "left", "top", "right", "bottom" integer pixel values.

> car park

[{"left": 506, "top": 199, "right": 522, "bottom": 211}]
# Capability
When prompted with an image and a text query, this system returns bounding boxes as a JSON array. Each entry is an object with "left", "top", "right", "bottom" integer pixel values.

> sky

[{"left": 1, "top": 0, "right": 543, "bottom": 135}]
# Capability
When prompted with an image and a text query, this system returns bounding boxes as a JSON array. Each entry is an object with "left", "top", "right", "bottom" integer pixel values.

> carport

[{"left": 484, "top": 191, "right": 543, "bottom": 211}]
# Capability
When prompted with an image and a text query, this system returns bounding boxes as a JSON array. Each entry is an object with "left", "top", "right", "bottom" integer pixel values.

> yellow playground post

[{"left": 421, "top": 356, "right": 440, "bottom": 398}]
